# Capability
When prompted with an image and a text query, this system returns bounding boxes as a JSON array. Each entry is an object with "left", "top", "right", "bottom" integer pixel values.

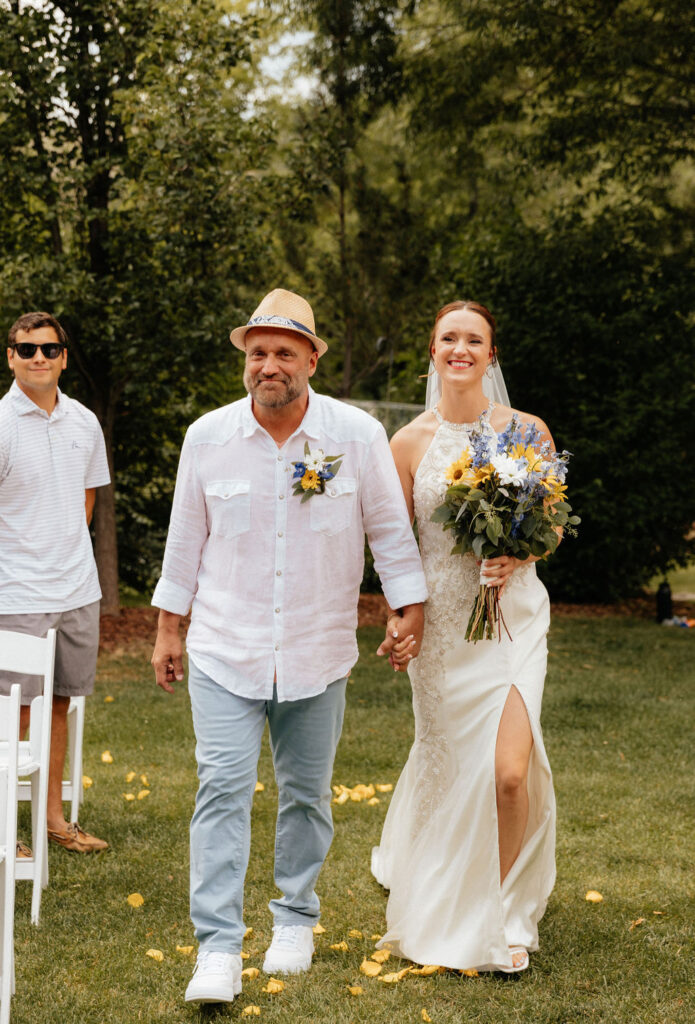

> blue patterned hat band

[{"left": 229, "top": 288, "right": 327, "bottom": 356}]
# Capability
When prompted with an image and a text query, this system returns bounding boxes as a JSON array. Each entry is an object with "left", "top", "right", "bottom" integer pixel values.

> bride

[{"left": 372, "top": 300, "right": 558, "bottom": 973}]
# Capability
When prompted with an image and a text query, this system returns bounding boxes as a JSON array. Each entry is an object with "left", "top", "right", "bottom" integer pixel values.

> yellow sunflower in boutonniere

[{"left": 291, "top": 442, "right": 343, "bottom": 502}]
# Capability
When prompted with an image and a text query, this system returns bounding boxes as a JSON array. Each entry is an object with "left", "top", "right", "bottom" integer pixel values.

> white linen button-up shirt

[
  {"left": 0, "top": 381, "right": 111, "bottom": 613},
  {"left": 152, "top": 387, "right": 427, "bottom": 701}
]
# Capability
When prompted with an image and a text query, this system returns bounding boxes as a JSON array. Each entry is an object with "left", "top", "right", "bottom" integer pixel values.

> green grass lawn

[{"left": 11, "top": 619, "right": 695, "bottom": 1024}]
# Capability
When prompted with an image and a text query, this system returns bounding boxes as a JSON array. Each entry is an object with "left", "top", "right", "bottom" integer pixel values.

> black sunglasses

[{"left": 12, "top": 342, "right": 65, "bottom": 360}]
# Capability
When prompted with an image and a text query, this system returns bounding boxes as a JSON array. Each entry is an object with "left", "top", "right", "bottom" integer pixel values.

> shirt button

[
  {"left": 276, "top": 570, "right": 282, "bottom": 577},
  {"left": 275, "top": 643, "right": 280, "bottom": 651},
  {"left": 274, "top": 607, "right": 280, "bottom": 613},
  {"left": 277, "top": 531, "right": 283, "bottom": 538},
  {"left": 279, "top": 494, "right": 284, "bottom": 500},
  {"left": 277, "top": 455, "right": 283, "bottom": 462}
]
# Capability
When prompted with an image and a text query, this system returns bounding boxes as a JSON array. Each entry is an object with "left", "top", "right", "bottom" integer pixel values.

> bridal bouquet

[{"left": 431, "top": 415, "right": 579, "bottom": 642}]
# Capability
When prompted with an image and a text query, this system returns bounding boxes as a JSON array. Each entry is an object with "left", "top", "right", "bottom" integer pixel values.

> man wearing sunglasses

[{"left": 0, "top": 311, "right": 111, "bottom": 853}]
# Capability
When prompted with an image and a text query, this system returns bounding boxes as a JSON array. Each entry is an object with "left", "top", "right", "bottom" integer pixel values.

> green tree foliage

[
  {"left": 0, "top": 0, "right": 271, "bottom": 606},
  {"left": 442, "top": 206, "right": 695, "bottom": 601},
  {"left": 272, "top": 0, "right": 436, "bottom": 396}
]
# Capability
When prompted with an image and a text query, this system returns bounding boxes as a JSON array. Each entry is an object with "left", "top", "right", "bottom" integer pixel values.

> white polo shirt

[{"left": 0, "top": 381, "right": 111, "bottom": 613}]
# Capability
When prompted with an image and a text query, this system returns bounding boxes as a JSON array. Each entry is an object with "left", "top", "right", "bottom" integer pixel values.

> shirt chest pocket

[
  {"left": 206, "top": 479, "right": 251, "bottom": 540},
  {"left": 310, "top": 477, "right": 357, "bottom": 536}
]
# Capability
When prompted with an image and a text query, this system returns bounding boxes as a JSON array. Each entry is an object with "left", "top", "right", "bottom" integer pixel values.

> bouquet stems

[{"left": 465, "top": 584, "right": 511, "bottom": 643}]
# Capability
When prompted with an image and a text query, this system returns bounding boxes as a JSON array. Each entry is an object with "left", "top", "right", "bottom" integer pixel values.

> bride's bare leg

[{"left": 495, "top": 685, "right": 534, "bottom": 883}]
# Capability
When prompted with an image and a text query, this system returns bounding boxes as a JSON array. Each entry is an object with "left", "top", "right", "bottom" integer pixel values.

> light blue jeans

[{"left": 188, "top": 659, "right": 347, "bottom": 952}]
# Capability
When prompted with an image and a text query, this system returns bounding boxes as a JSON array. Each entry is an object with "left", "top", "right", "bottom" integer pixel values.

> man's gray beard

[{"left": 244, "top": 369, "right": 307, "bottom": 408}]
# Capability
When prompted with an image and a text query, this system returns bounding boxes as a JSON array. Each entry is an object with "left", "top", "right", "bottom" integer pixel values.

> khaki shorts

[{"left": 0, "top": 601, "right": 100, "bottom": 705}]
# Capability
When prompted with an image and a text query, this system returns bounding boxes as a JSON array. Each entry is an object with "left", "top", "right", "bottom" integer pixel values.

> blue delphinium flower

[
  {"left": 497, "top": 415, "right": 523, "bottom": 454},
  {"left": 292, "top": 462, "right": 306, "bottom": 479}
]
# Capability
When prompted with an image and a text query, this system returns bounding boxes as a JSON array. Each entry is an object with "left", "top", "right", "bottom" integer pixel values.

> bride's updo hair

[{"left": 429, "top": 300, "right": 498, "bottom": 366}]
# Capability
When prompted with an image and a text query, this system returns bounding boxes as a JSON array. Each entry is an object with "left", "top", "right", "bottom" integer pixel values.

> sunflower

[{"left": 301, "top": 470, "right": 320, "bottom": 490}]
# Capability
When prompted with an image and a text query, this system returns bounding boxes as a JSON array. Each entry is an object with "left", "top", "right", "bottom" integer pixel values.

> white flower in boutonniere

[{"left": 291, "top": 442, "right": 343, "bottom": 503}]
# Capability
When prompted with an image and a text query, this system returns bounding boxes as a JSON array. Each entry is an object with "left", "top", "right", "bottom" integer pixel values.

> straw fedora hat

[{"left": 230, "top": 289, "right": 327, "bottom": 357}]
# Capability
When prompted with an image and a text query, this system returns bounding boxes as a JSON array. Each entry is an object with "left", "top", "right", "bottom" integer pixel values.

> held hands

[{"left": 376, "top": 603, "right": 424, "bottom": 673}]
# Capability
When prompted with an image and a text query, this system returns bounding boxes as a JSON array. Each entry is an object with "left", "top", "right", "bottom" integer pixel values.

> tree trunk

[
  {"left": 93, "top": 396, "right": 120, "bottom": 616},
  {"left": 94, "top": 483, "right": 120, "bottom": 617}
]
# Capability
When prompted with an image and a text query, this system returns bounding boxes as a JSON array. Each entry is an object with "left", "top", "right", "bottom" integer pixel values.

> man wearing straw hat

[{"left": 151, "top": 288, "right": 426, "bottom": 1005}]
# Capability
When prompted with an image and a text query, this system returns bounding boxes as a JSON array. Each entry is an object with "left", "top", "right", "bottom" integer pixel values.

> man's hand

[
  {"left": 376, "top": 603, "right": 424, "bottom": 672},
  {"left": 151, "top": 611, "right": 184, "bottom": 693}
]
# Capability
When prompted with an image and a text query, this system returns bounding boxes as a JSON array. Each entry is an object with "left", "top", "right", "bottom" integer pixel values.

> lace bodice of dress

[{"left": 414, "top": 407, "right": 496, "bottom": 613}]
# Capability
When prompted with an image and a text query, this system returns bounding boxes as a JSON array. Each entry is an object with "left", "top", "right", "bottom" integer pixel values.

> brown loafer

[
  {"left": 16, "top": 840, "right": 32, "bottom": 858},
  {"left": 47, "top": 822, "right": 108, "bottom": 853}
]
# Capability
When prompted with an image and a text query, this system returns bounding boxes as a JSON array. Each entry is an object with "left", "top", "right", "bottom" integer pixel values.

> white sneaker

[
  {"left": 184, "top": 951, "right": 242, "bottom": 1003},
  {"left": 262, "top": 924, "right": 314, "bottom": 974}
]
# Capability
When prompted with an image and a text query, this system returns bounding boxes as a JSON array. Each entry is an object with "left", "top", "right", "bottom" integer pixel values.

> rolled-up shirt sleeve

[
  {"left": 360, "top": 423, "right": 427, "bottom": 610},
  {"left": 152, "top": 430, "right": 209, "bottom": 615}
]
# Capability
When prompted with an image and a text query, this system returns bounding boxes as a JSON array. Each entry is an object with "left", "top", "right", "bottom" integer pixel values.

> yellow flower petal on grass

[
  {"left": 330, "top": 941, "right": 349, "bottom": 951},
  {"left": 82, "top": 775, "right": 93, "bottom": 789},
  {"left": 240, "top": 951, "right": 250, "bottom": 960},
  {"left": 629, "top": 917, "right": 646, "bottom": 931},
  {"left": 262, "top": 977, "right": 284, "bottom": 994},
  {"left": 375, "top": 783, "right": 393, "bottom": 793},
  {"left": 371, "top": 933, "right": 382, "bottom": 941},
  {"left": 255, "top": 781, "right": 265, "bottom": 792},
  {"left": 348, "top": 929, "right": 363, "bottom": 938},
  {"left": 241, "top": 1006, "right": 261, "bottom": 1017},
  {"left": 137, "top": 789, "right": 150, "bottom": 800},
  {"left": 127, "top": 893, "right": 144, "bottom": 908},
  {"left": 585, "top": 890, "right": 603, "bottom": 903},
  {"left": 312, "top": 923, "right": 326, "bottom": 935},
  {"left": 125, "top": 770, "right": 136, "bottom": 783},
  {"left": 359, "top": 959, "right": 383, "bottom": 977},
  {"left": 422, "top": 1011, "right": 432, "bottom": 1023},
  {"left": 462, "top": 968, "right": 479, "bottom": 977},
  {"left": 378, "top": 968, "right": 412, "bottom": 984},
  {"left": 370, "top": 948, "right": 391, "bottom": 964},
  {"left": 410, "top": 965, "right": 441, "bottom": 976},
  {"left": 241, "top": 967, "right": 260, "bottom": 980},
  {"left": 176, "top": 945, "right": 194, "bottom": 955},
  {"left": 145, "top": 949, "right": 163, "bottom": 961},
  {"left": 104, "top": 695, "right": 115, "bottom": 703},
  {"left": 123, "top": 793, "right": 135, "bottom": 801},
  {"left": 244, "top": 927, "right": 254, "bottom": 939},
  {"left": 349, "top": 783, "right": 375, "bottom": 802},
  {"left": 140, "top": 774, "right": 149, "bottom": 786},
  {"left": 101, "top": 750, "right": 113, "bottom": 764},
  {"left": 347, "top": 985, "right": 364, "bottom": 995}
]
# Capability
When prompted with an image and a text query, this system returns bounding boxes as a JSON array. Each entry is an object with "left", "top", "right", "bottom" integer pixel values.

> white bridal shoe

[
  {"left": 263, "top": 924, "right": 315, "bottom": 974},
  {"left": 184, "top": 951, "right": 242, "bottom": 1003},
  {"left": 499, "top": 945, "right": 529, "bottom": 973}
]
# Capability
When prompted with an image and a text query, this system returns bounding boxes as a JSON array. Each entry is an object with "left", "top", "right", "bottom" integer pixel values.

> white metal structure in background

[
  {"left": 0, "top": 629, "right": 56, "bottom": 925},
  {"left": 0, "top": 685, "right": 21, "bottom": 1024}
]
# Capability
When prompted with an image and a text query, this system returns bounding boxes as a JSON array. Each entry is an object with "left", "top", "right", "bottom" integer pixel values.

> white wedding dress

[{"left": 371, "top": 406, "right": 556, "bottom": 971}]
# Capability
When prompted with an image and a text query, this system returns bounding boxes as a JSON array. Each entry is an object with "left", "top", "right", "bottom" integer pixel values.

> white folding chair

[
  {"left": 0, "top": 629, "right": 56, "bottom": 925},
  {"left": 62, "top": 696, "right": 86, "bottom": 824},
  {"left": 0, "top": 684, "right": 21, "bottom": 1024}
]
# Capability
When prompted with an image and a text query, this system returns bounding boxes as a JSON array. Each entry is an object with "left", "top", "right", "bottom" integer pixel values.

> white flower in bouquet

[{"left": 490, "top": 453, "right": 528, "bottom": 487}]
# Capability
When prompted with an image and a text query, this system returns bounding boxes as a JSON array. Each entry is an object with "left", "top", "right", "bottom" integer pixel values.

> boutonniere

[{"left": 291, "top": 442, "right": 343, "bottom": 502}]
